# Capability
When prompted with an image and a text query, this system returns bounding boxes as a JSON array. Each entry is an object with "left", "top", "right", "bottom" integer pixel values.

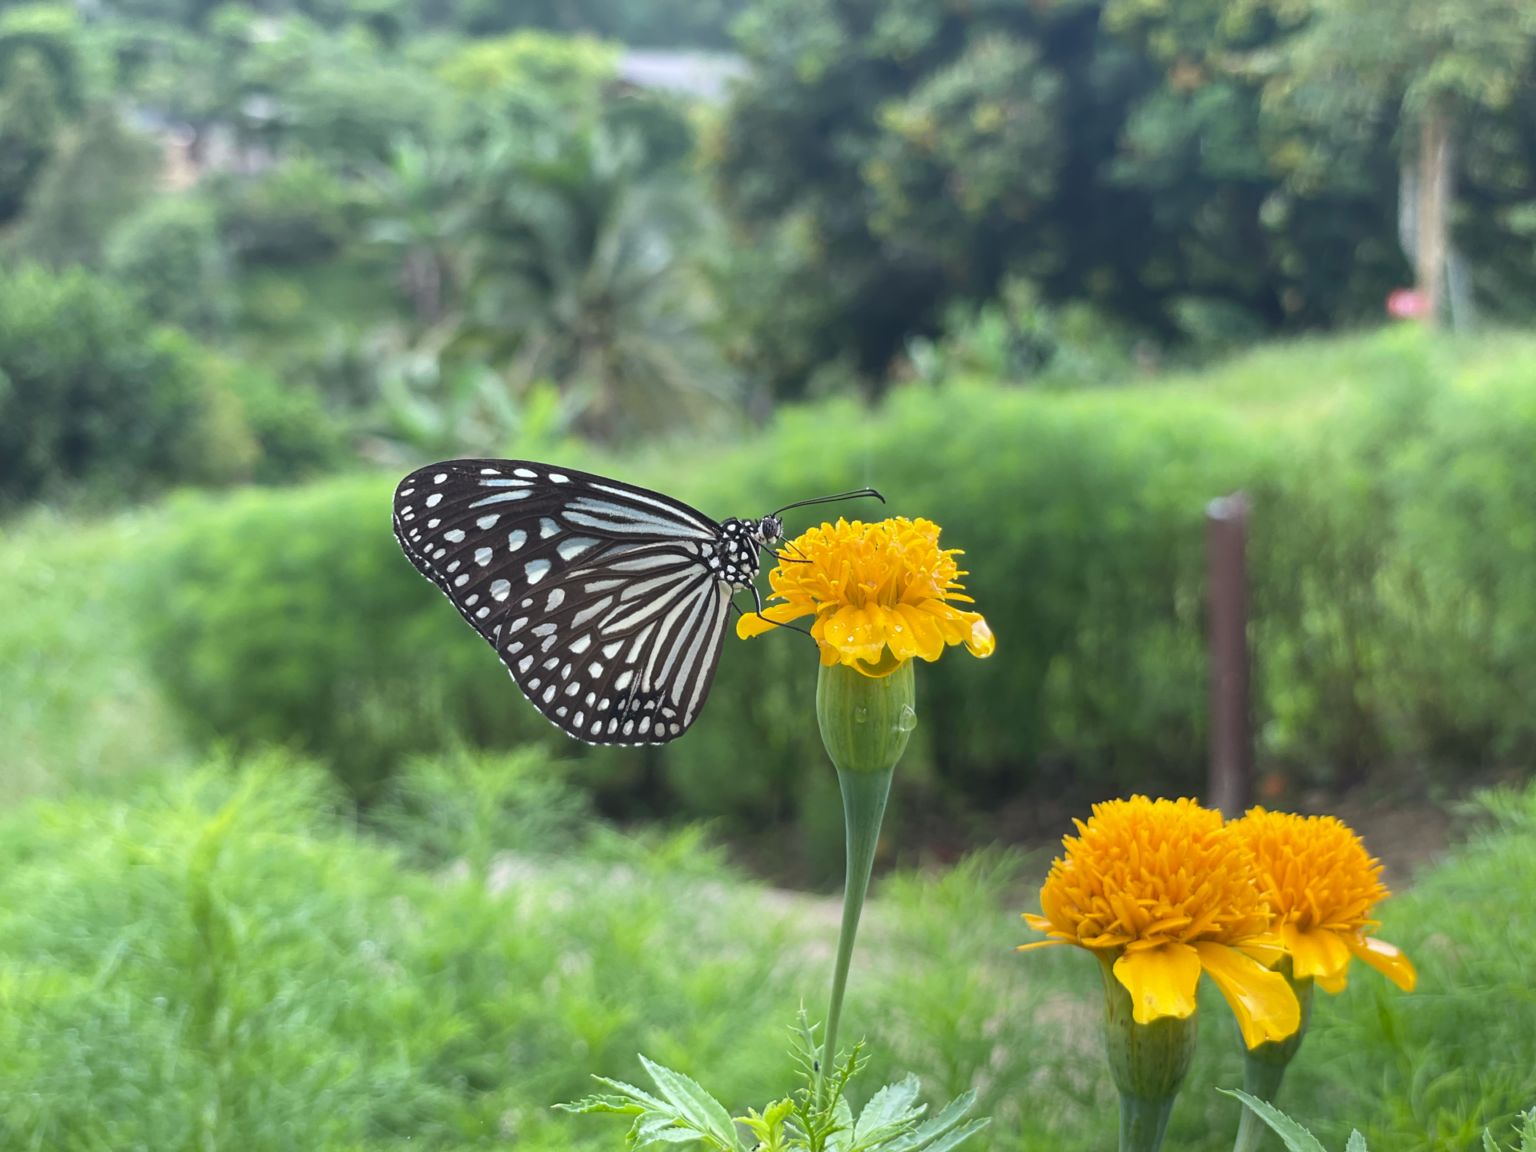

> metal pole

[{"left": 1206, "top": 493, "right": 1253, "bottom": 819}]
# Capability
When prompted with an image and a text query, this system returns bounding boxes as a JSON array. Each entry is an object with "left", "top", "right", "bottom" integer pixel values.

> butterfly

[{"left": 392, "top": 460, "right": 882, "bottom": 746}]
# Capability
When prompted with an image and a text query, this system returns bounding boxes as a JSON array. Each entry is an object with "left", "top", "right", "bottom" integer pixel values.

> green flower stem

[
  {"left": 1233, "top": 963, "right": 1314, "bottom": 1152},
  {"left": 1098, "top": 955, "right": 1198, "bottom": 1152},
  {"left": 813, "top": 660, "right": 915, "bottom": 1103}
]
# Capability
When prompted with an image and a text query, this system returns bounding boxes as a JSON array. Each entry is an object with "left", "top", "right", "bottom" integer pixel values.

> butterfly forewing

[{"left": 392, "top": 459, "right": 734, "bottom": 745}]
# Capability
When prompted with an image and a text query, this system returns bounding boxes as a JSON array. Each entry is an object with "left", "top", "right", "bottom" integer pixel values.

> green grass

[
  {"left": 0, "top": 749, "right": 1530, "bottom": 1150},
  {"left": 0, "top": 510, "right": 188, "bottom": 802}
]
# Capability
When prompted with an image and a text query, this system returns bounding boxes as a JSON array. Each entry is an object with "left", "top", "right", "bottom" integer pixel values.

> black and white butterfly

[{"left": 392, "top": 460, "right": 881, "bottom": 746}]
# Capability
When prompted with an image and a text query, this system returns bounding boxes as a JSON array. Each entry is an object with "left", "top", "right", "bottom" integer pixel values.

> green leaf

[
  {"left": 642, "top": 1056, "right": 743, "bottom": 1152},
  {"left": 886, "top": 1091, "right": 987, "bottom": 1152},
  {"left": 829, "top": 1095, "right": 857, "bottom": 1152},
  {"left": 915, "top": 1117, "right": 990, "bottom": 1152},
  {"left": 856, "top": 1076, "right": 924, "bottom": 1144},
  {"left": 592, "top": 1075, "right": 671, "bottom": 1114},
  {"left": 1346, "top": 1132, "right": 1369, "bottom": 1152},
  {"left": 1485, "top": 1130, "right": 1501, "bottom": 1152},
  {"left": 1219, "top": 1090, "right": 1328, "bottom": 1152},
  {"left": 557, "top": 1094, "right": 649, "bottom": 1116}
]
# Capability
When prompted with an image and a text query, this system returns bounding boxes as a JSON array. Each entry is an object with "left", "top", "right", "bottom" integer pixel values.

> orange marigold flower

[
  {"left": 1232, "top": 807, "right": 1416, "bottom": 995},
  {"left": 736, "top": 517, "right": 994, "bottom": 677},
  {"left": 1019, "top": 796, "right": 1300, "bottom": 1049}
]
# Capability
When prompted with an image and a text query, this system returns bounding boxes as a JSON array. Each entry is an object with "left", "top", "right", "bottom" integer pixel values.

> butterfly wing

[{"left": 393, "top": 459, "right": 733, "bottom": 745}]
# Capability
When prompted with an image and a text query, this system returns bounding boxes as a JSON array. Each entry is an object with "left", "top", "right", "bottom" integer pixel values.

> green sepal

[{"left": 816, "top": 659, "right": 916, "bottom": 774}]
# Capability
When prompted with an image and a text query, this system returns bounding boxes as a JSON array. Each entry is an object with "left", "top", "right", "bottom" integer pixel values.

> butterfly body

[{"left": 393, "top": 459, "right": 786, "bottom": 747}]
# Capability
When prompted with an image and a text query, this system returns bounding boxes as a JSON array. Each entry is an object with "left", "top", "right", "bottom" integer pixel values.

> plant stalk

[{"left": 816, "top": 764, "right": 893, "bottom": 1103}]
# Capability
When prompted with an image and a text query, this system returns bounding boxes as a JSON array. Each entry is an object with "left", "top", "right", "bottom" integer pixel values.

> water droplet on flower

[
  {"left": 895, "top": 704, "right": 917, "bottom": 733},
  {"left": 853, "top": 706, "right": 869, "bottom": 724}
]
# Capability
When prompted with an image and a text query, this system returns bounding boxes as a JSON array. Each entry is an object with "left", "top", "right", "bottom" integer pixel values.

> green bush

[
  {"left": 105, "top": 194, "right": 233, "bottom": 334},
  {"left": 0, "top": 263, "right": 254, "bottom": 507},
  {"left": 129, "top": 328, "right": 1536, "bottom": 833}
]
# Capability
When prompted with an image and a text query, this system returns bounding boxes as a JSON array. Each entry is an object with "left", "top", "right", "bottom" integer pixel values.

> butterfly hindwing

[{"left": 392, "top": 459, "right": 733, "bottom": 745}]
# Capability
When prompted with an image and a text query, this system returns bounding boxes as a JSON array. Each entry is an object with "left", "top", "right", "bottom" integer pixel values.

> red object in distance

[{"left": 1387, "top": 288, "right": 1429, "bottom": 319}]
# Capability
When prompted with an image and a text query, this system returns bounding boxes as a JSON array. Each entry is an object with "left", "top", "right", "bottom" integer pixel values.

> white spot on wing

[
  {"left": 569, "top": 635, "right": 592, "bottom": 654},
  {"left": 545, "top": 588, "right": 566, "bottom": 611},
  {"left": 508, "top": 617, "right": 529, "bottom": 633},
  {"left": 588, "top": 662, "right": 604, "bottom": 678},
  {"left": 434, "top": 473, "right": 448, "bottom": 483},
  {"left": 454, "top": 574, "right": 469, "bottom": 587},
  {"left": 518, "top": 656, "right": 533, "bottom": 673},
  {"left": 426, "top": 493, "right": 443, "bottom": 508},
  {"left": 476, "top": 607, "right": 489, "bottom": 619},
  {"left": 525, "top": 559, "right": 551, "bottom": 584},
  {"left": 475, "top": 547, "right": 493, "bottom": 566},
  {"left": 550, "top": 473, "right": 570, "bottom": 483},
  {"left": 477, "top": 514, "right": 500, "bottom": 530},
  {"left": 539, "top": 518, "right": 560, "bottom": 539},
  {"left": 558, "top": 537, "right": 600, "bottom": 560},
  {"left": 491, "top": 579, "right": 511, "bottom": 601},
  {"left": 614, "top": 670, "right": 634, "bottom": 690},
  {"left": 444, "top": 530, "right": 466, "bottom": 543},
  {"left": 514, "top": 468, "right": 537, "bottom": 479},
  {"left": 508, "top": 530, "right": 527, "bottom": 551}
]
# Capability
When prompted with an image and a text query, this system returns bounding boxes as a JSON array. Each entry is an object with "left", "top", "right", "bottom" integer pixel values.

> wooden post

[
  {"left": 1415, "top": 105, "right": 1450, "bottom": 330},
  {"left": 1207, "top": 493, "right": 1252, "bottom": 818}
]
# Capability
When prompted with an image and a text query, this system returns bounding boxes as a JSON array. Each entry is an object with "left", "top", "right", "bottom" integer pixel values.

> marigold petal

[
  {"left": 1238, "top": 937, "right": 1287, "bottom": 968},
  {"left": 1316, "top": 969, "right": 1348, "bottom": 994},
  {"left": 1346, "top": 935, "right": 1417, "bottom": 992},
  {"left": 736, "top": 603, "right": 812, "bottom": 639},
  {"left": 1015, "top": 939, "right": 1067, "bottom": 952},
  {"left": 1283, "top": 923, "right": 1353, "bottom": 981},
  {"left": 894, "top": 603, "right": 946, "bottom": 661},
  {"left": 1022, "top": 912, "right": 1054, "bottom": 932},
  {"left": 1114, "top": 942, "right": 1202, "bottom": 1024},
  {"left": 1193, "top": 941, "right": 1301, "bottom": 1049}
]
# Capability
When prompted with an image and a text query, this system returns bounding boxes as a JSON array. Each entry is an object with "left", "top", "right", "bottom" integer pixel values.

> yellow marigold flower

[
  {"left": 1019, "top": 796, "right": 1300, "bottom": 1050},
  {"left": 1233, "top": 807, "right": 1416, "bottom": 995},
  {"left": 736, "top": 517, "right": 995, "bottom": 677}
]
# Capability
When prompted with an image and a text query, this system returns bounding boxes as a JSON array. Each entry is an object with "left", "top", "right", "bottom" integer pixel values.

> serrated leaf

[
  {"left": 883, "top": 1091, "right": 985, "bottom": 1152},
  {"left": 558, "top": 1094, "right": 649, "bottom": 1116},
  {"left": 1483, "top": 1131, "right": 1499, "bottom": 1152},
  {"left": 642, "top": 1056, "right": 742, "bottom": 1151},
  {"left": 917, "top": 1116, "right": 990, "bottom": 1152},
  {"left": 827, "top": 1095, "right": 856, "bottom": 1152},
  {"left": 1346, "top": 1131, "right": 1369, "bottom": 1152},
  {"left": 857, "top": 1077, "right": 925, "bottom": 1143},
  {"left": 1220, "top": 1090, "right": 1329, "bottom": 1152},
  {"left": 593, "top": 1075, "right": 671, "bottom": 1114}
]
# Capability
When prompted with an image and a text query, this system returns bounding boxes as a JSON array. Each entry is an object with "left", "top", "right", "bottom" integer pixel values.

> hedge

[{"left": 131, "top": 327, "right": 1536, "bottom": 821}]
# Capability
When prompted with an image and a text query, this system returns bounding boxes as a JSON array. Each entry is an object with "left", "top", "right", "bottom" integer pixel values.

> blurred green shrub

[
  {"left": 0, "top": 263, "right": 254, "bottom": 506},
  {"left": 0, "top": 757, "right": 803, "bottom": 1150},
  {"left": 105, "top": 194, "right": 233, "bottom": 334},
  {"left": 131, "top": 478, "right": 554, "bottom": 799},
  {"left": 131, "top": 328, "right": 1536, "bottom": 825}
]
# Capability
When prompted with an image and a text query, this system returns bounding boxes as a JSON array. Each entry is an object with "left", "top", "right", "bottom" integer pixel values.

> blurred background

[{"left": 2, "top": 0, "right": 1536, "bottom": 1146}]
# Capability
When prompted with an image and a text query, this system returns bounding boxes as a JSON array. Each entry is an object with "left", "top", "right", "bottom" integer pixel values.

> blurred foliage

[
  {"left": 0, "top": 754, "right": 1530, "bottom": 1149},
  {"left": 105, "top": 193, "right": 234, "bottom": 333},
  {"left": 112, "top": 329, "right": 1536, "bottom": 849},
  {"left": 712, "top": 0, "right": 1536, "bottom": 395},
  {"left": 0, "top": 264, "right": 249, "bottom": 506}
]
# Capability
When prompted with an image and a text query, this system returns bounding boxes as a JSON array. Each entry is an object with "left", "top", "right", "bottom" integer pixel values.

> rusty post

[{"left": 1207, "top": 493, "right": 1252, "bottom": 818}]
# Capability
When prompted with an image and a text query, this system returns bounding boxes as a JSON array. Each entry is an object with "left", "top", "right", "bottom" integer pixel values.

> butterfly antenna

[
  {"left": 769, "top": 487, "right": 884, "bottom": 518},
  {"left": 729, "top": 600, "right": 817, "bottom": 643}
]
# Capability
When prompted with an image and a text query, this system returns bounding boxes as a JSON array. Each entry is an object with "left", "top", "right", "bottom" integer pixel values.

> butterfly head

[{"left": 753, "top": 515, "right": 784, "bottom": 549}]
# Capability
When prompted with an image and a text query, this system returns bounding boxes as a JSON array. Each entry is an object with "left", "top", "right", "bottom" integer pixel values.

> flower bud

[
  {"left": 816, "top": 659, "right": 917, "bottom": 775},
  {"left": 1099, "top": 953, "right": 1198, "bottom": 1152}
]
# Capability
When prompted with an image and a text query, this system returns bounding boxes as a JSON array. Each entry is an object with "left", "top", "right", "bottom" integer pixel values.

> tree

[{"left": 1281, "top": 0, "right": 1536, "bottom": 327}]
